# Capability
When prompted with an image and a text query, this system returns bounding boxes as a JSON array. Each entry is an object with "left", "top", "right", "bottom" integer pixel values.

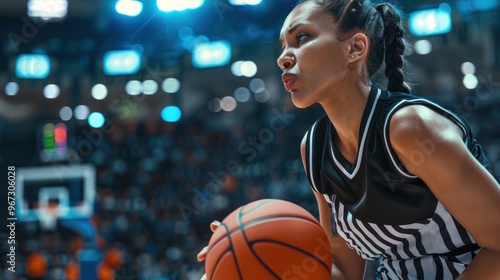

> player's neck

[{"left": 320, "top": 84, "right": 371, "bottom": 154}]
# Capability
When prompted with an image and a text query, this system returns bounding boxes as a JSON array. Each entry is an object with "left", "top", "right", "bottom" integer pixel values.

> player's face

[{"left": 277, "top": 1, "right": 350, "bottom": 108}]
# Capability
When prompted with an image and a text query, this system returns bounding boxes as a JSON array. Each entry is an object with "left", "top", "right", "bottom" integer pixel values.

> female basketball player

[
  {"left": 277, "top": 0, "right": 500, "bottom": 279},
  {"left": 199, "top": 0, "right": 500, "bottom": 279}
]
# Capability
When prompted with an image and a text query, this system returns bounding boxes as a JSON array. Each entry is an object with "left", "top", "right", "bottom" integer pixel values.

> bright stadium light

[
  {"left": 91, "top": 84, "right": 108, "bottom": 100},
  {"left": 162, "top": 78, "right": 180, "bottom": 93},
  {"left": 16, "top": 54, "right": 51, "bottom": 79},
  {"left": 229, "top": 0, "right": 262, "bottom": 5},
  {"left": 43, "top": 84, "right": 60, "bottom": 99},
  {"left": 161, "top": 106, "right": 182, "bottom": 122},
  {"left": 116, "top": 0, "right": 143, "bottom": 17},
  {"left": 192, "top": 40, "right": 232, "bottom": 68},
  {"left": 414, "top": 40, "right": 432, "bottom": 55},
  {"left": 463, "top": 74, "right": 479, "bottom": 89},
  {"left": 125, "top": 80, "right": 142, "bottom": 95},
  {"left": 142, "top": 80, "right": 158, "bottom": 95},
  {"left": 241, "top": 61, "right": 257, "bottom": 77},
  {"left": 409, "top": 3, "right": 452, "bottom": 36},
  {"left": 88, "top": 112, "right": 105, "bottom": 128},
  {"left": 28, "top": 0, "right": 68, "bottom": 21},
  {"left": 157, "top": 0, "right": 204, "bottom": 12},
  {"left": 103, "top": 50, "right": 141, "bottom": 76}
]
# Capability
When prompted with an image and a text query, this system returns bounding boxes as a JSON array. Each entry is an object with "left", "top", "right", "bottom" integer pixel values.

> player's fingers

[
  {"left": 197, "top": 246, "right": 208, "bottom": 262},
  {"left": 201, "top": 274, "right": 207, "bottom": 280},
  {"left": 210, "top": 220, "right": 221, "bottom": 232}
]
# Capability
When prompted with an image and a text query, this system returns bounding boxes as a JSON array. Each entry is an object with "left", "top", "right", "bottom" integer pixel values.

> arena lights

[
  {"left": 88, "top": 112, "right": 105, "bottom": 128},
  {"left": 115, "top": 0, "right": 143, "bottom": 17},
  {"left": 125, "top": 80, "right": 142, "bottom": 95},
  {"left": 229, "top": 0, "right": 262, "bottom": 5},
  {"left": 91, "top": 84, "right": 108, "bottom": 100},
  {"left": 5, "top": 82, "right": 19, "bottom": 96},
  {"left": 249, "top": 78, "right": 265, "bottom": 93},
  {"left": 414, "top": 40, "right": 432, "bottom": 55},
  {"left": 28, "top": 0, "right": 68, "bottom": 21},
  {"left": 161, "top": 106, "right": 182, "bottom": 122},
  {"left": 142, "top": 80, "right": 158, "bottom": 95},
  {"left": 157, "top": 0, "right": 204, "bottom": 12},
  {"left": 59, "top": 106, "right": 73, "bottom": 121},
  {"left": 463, "top": 74, "right": 479, "bottom": 89},
  {"left": 234, "top": 87, "right": 251, "bottom": 102},
  {"left": 16, "top": 54, "right": 51, "bottom": 79},
  {"left": 74, "top": 105, "right": 90, "bottom": 120},
  {"left": 461, "top": 62, "right": 476, "bottom": 75},
  {"left": 192, "top": 40, "right": 232, "bottom": 68},
  {"left": 162, "top": 78, "right": 180, "bottom": 93},
  {"left": 231, "top": 61, "right": 258, "bottom": 77},
  {"left": 43, "top": 84, "right": 60, "bottom": 99},
  {"left": 221, "top": 96, "right": 238, "bottom": 112},
  {"left": 409, "top": 3, "right": 452, "bottom": 37},
  {"left": 103, "top": 50, "right": 141, "bottom": 76}
]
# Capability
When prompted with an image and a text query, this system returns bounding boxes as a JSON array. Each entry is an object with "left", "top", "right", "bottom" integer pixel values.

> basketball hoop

[{"left": 36, "top": 203, "right": 59, "bottom": 231}]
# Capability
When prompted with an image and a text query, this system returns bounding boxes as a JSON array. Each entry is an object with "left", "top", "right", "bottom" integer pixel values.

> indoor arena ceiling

[{"left": 0, "top": 0, "right": 498, "bottom": 123}]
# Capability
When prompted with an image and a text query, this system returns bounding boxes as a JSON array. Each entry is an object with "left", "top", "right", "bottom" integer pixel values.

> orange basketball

[{"left": 205, "top": 199, "right": 332, "bottom": 280}]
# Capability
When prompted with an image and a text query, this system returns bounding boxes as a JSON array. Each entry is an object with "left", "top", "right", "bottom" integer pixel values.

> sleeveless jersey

[{"left": 304, "top": 87, "right": 491, "bottom": 279}]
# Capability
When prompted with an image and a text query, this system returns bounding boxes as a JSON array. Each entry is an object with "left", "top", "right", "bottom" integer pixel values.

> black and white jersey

[{"left": 304, "top": 87, "right": 491, "bottom": 279}]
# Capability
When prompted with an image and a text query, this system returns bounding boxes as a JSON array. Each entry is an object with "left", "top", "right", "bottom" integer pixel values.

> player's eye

[{"left": 296, "top": 33, "right": 310, "bottom": 45}]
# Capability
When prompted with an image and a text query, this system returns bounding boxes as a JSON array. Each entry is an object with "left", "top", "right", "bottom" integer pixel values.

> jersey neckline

[{"left": 327, "top": 87, "right": 382, "bottom": 179}]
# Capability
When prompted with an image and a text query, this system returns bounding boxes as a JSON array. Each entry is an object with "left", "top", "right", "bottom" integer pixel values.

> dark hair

[{"left": 298, "top": 0, "right": 411, "bottom": 93}]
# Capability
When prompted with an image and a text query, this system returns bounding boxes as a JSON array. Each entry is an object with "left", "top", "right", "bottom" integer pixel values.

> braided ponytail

[{"left": 375, "top": 3, "right": 411, "bottom": 93}]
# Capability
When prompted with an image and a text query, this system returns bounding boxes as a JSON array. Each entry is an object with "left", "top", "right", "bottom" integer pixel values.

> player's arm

[
  {"left": 300, "top": 135, "right": 366, "bottom": 280},
  {"left": 389, "top": 105, "right": 500, "bottom": 279}
]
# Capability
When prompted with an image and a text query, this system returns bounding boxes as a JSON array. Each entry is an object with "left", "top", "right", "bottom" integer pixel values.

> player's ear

[{"left": 347, "top": 32, "right": 368, "bottom": 62}]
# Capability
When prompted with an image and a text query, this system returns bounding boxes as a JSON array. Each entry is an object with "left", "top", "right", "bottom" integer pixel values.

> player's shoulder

[
  {"left": 389, "top": 104, "right": 462, "bottom": 151},
  {"left": 301, "top": 115, "right": 329, "bottom": 158}
]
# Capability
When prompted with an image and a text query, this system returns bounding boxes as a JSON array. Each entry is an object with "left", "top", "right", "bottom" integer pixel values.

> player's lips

[{"left": 282, "top": 73, "right": 297, "bottom": 92}]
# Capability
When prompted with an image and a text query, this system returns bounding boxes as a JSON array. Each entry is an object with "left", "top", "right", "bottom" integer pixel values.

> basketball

[{"left": 205, "top": 199, "right": 332, "bottom": 280}]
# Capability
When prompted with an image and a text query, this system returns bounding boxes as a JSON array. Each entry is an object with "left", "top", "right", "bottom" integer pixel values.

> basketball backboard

[{"left": 16, "top": 164, "right": 96, "bottom": 223}]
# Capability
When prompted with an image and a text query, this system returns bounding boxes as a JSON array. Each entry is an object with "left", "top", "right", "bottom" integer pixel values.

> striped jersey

[{"left": 304, "top": 87, "right": 491, "bottom": 279}]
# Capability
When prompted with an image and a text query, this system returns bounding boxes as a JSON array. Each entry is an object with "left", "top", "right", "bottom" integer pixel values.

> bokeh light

[
  {"left": 161, "top": 106, "right": 182, "bottom": 122},
  {"left": 234, "top": 87, "right": 251, "bottom": 102},
  {"left": 221, "top": 96, "right": 237, "bottom": 112},
  {"left": 91, "top": 84, "right": 108, "bottom": 100},
  {"left": 461, "top": 62, "right": 476, "bottom": 75},
  {"left": 125, "top": 80, "right": 142, "bottom": 96},
  {"left": 59, "top": 106, "right": 73, "bottom": 121},
  {"left": 414, "top": 40, "right": 432, "bottom": 55},
  {"left": 162, "top": 78, "right": 181, "bottom": 93},
  {"left": 5, "top": 82, "right": 19, "bottom": 96},
  {"left": 142, "top": 80, "right": 158, "bottom": 95},
  {"left": 208, "top": 98, "right": 222, "bottom": 113},
  {"left": 88, "top": 112, "right": 105, "bottom": 128},
  {"left": 74, "top": 105, "right": 90, "bottom": 120},
  {"left": 249, "top": 78, "right": 265, "bottom": 93},
  {"left": 463, "top": 74, "right": 479, "bottom": 89},
  {"left": 43, "top": 84, "right": 60, "bottom": 99}
]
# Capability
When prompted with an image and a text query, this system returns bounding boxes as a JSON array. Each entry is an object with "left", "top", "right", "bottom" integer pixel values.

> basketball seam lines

[{"left": 238, "top": 206, "right": 281, "bottom": 279}]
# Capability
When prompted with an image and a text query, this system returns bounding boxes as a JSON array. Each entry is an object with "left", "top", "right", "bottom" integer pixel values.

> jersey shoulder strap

[{"left": 304, "top": 115, "right": 330, "bottom": 194}]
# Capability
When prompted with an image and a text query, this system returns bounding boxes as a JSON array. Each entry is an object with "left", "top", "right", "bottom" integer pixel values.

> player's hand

[{"left": 197, "top": 221, "right": 221, "bottom": 280}]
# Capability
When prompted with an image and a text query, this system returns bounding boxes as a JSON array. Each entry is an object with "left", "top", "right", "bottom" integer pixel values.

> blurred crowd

[{"left": 1, "top": 91, "right": 499, "bottom": 280}]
